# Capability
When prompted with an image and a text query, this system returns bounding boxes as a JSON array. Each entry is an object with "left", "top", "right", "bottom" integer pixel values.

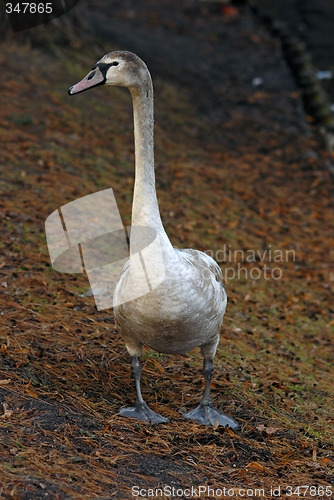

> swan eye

[{"left": 111, "top": 61, "right": 119, "bottom": 66}]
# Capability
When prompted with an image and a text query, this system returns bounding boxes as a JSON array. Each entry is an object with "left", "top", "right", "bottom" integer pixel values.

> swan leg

[
  {"left": 119, "top": 356, "right": 169, "bottom": 424},
  {"left": 184, "top": 358, "right": 239, "bottom": 429}
]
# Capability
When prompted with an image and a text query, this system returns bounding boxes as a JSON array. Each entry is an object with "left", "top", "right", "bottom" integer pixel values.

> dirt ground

[{"left": 0, "top": 1, "right": 333, "bottom": 499}]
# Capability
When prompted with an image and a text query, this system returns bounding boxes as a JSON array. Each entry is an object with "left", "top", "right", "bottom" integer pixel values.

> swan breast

[{"left": 114, "top": 248, "right": 227, "bottom": 356}]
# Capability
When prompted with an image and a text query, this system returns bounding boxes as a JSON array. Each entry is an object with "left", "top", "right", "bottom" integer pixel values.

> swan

[{"left": 69, "top": 51, "right": 239, "bottom": 429}]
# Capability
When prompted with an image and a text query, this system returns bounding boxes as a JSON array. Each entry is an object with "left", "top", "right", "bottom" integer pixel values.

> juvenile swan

[{"left": 69, "top": 51, "right": 239, "bottom": 429}]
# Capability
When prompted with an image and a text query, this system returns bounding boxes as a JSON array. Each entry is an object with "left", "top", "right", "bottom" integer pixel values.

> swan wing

[{"left": 176, "top": 248, "right": 224, "bottom": 284}]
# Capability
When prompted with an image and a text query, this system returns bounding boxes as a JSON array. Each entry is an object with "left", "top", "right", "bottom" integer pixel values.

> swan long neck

[{"left": 130, "top": 77, "right": 172, "bottom": 255}]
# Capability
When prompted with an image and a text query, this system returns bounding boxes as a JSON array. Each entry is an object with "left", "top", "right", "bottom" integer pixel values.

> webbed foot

[
  {"left": 120, "top": 401, "right": 169, "bottom": 424},
  {"left": 184, "top": 402, "right": 239, "bottom": 429}
]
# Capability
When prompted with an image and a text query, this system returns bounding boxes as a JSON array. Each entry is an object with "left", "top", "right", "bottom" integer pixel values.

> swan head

[{"left": 68, "top": 51, "right": 150, "bottom": 95}]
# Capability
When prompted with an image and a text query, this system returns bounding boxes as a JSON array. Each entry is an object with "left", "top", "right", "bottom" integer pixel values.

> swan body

[
  {"left": 115, "top": 248, "right": 226, "bottom": 357},
  {"left": 69, "top": 51, "right": 239, "bottom": 429}
]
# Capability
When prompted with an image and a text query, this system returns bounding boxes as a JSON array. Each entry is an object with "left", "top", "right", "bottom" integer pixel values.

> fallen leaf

[
  {"left": 312, "top": 446, "right": 317, "bottom": 461},
  {"left": 221, "top": 5, "right": 238, "bottom": 16},
  {"left": 174, "top": 171, "right": 185, "bottom": 178},
  {"left": 226, "top": 427, "right": 236, "bottom": 437},
  {"left": 256, "top": 424, "right": 280, "bottom": 435},
  {"left": 265, "top": 426, "right": 280, "bottom": 435},
  {"left": 26, "top": 388, "right": 38, "bottom": 399},
  {"left": 0, "top": 379, "right": 11, "bottom": 385},
  {"left": 245, "top": 461, "right": 265, "bottom": 472},
  {"left": 25, "top": 380, "right": 38, "bottom": 399},
  {"left": 1, "top": 403, "right": 13, "bottom": 419}
]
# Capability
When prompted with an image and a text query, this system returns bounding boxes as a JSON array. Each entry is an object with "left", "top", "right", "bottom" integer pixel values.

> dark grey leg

[
  {"left": 119, "top": 356, "right": 169, "bottom": 424},
  {"left": 131, "top": 356, "right": 145, "bottom": 405},
  {"left": 184, "top": 358, "right": 239, "bottom": 429},
  {"left": 201, "top": 358, "right": 214, "bottom": 405}
]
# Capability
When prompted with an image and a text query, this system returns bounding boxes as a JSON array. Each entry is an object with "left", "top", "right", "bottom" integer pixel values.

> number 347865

[{"left": 5, "top": 3, "right": 53, "bottom": 14}]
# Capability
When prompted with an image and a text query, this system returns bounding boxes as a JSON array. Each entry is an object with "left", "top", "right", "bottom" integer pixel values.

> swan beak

[{"left": 68, "top": 66, "right": 105, "bottom": 95}]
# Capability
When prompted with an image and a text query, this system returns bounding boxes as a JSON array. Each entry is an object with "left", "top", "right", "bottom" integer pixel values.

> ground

[{"left": 0, "top": 1, "right": 333, "bottom": 499}]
